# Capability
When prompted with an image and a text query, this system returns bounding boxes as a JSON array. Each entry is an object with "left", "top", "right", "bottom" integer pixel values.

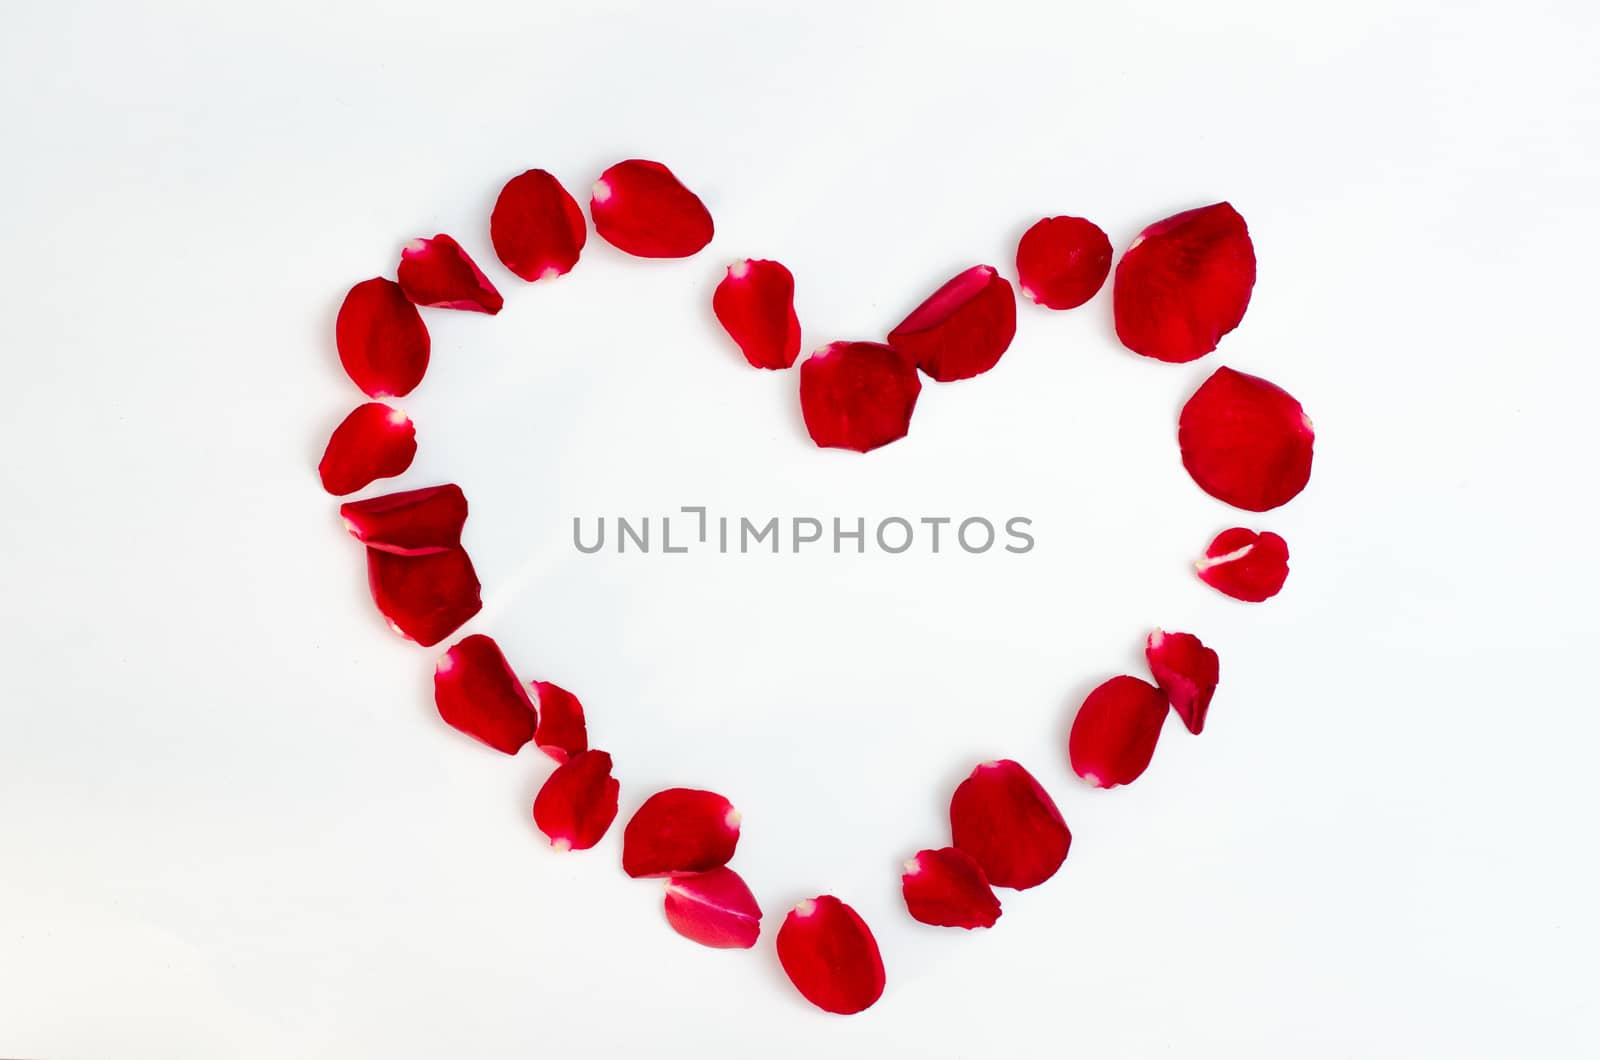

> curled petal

[
  {"left": 1146, "top": 630, "right": 1220, "bottom": 735},
  {"left": 1015, "top": 216, "right": 1112, "bottom": 310},
  {"left": 533, "top": 750, "right": 619, "bottom": 851},
  {"left": 901, "top": 847, "right": 1001, "bottom": 929},
  {"left": 491, "top": 168, "right": 587, "bottom": 281},
  {"left": 663, "top": 867, "right": 763, "bottom": 949},
  {"left": 336, "top": 278, "right": 430, "bottom": 398},
  {"left": 590, "top": 159, "right": 713, "bottom": 258},
  {"left": 713, "top": 258, "right": 801, "bottom": 370},
  {"left": 339, "top": 483, "right": 466, "bottom": 555},
  {"left": 397, "top": 234, "right": 504, "bottom": 314},
  {"left": 776, "top": 896, "right": 886, "bottom": 1015},
  {"left": 799, "top": 342, "right": 922, "bottom": 453},
  {"left": 1113, "top": 202, "right": 1256, "bottom": 362},
  {"left": 1179, "top": 366, "right": 1315, "bottom": 512},
  {"left": 1069, "top": 676, "right": 1169, "bottom": 789},
  {"left": 530, "top": 680, "right": 588, "bottom": 762},
  {"left": 365, "top": 545, "right": 482, "bottom": 647},
  {"left": 621, "top": 788, "right": 740, "bottom": 878},
  {"left": 887, "top": 265, "right": 1016, "bottom": 382},
  {"left": 949, "top": 759, "right": 1070, "bottom": 890},
  {"left": 1197, "top": 527, "right": 1290, "bottom": 602},
  {"left": 433, "top": 634, "right": 538, "bottom": 754},
  {"left": 318, "top": 403, "right": 416, "bottom": 496}
]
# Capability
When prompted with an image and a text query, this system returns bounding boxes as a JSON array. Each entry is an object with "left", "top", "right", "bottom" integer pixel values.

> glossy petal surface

[
  {"left": 1113, "top": 203, "right": 1255, "bottom": 362},
  {"left": 1069, "top": 676, "right": 1169, "bottom": 789},
  {"left": 887, "top": 265, "right": 1016, "bottom": 382},
  {"left": 434, "top": 634, "right": 537, "bottom": 754},
  {"left": 491, "top": 168, "right": 587, "bottom": 281},
  {"left": 949, "top": 760, "right": 1071, "bottom": 890},
  {"left": 799, "top": 342, "right": 921, "bottom": 453},
  {"left": 336, "top": 278, "right": 430, "bottom": 398},
  {"left": 776, "top": 896, "right": 886, "bottom": 1015},
  {"left": 318, "top": 403, "right": 416, "bottom": 496}
]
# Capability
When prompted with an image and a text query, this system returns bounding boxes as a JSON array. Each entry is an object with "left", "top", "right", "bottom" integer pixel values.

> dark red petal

[
  {"left": 776, "top": 896, "right": 886, "bottom": 1015},
  {"left": 712, "top": 258, "right": 801, "bottom": 370},
  {"left": 1016, "top": 216, "right": 1113, "bottom": 310},
  {"left": 1179, "top": 366, "right": 1315, "bottom": 511},
  {"left": 1069, "top": 676, "right": 1170, "bottom": 789},
  {"left": 365, "top": 545, "right": 482, "bottom": 647},
  {"left": 530, "top": 680, "right": 588, "bottom": 763},
  {"left": 533, "top": 750, "right": 619, "bottom": 851},
  {"left": 621, "top": 788, "right": 740, "bottom": 878},
  {"left": 336, "top": 278, "right": 430, "bottom": 398},
  {"left": 590, "top": 159, "right": 713, "bottom": 258},
  {"left": 490, "top": 168, "right": 587, "bottom": 281},
  {"left": 1196, "top": 527, "right": 1290, "bottom": 602},
  {"left": 318, "top": 403, "right": 416, "bottom": 496},
  {"left": 949, "top": 759, "right": 1071, "bottom": 890},
  {"left": 901, "top": 847, "right": 1001, "bottom": 929},
  {"left": 433, "top": 634, "right": 538, "bottom": 754},
  {"left": 1113, "top": 202, "right": 1256, "bottom": 362},
  {"left": 397, "top": 234, "right": 504, "bottom": 314},
  {"left": 799, "top": 342, "right": 922, "bottom": 453},
  {"left": 1146, "top": 630, "right": 1220, "bottom": 735},
  {"left": 663, "top": 867, "right": 763, "bottom": 950},
  {"left": 887, "top": 265, "right": 1017, "bottom": 382},
  {"left": 339, "top": 483, "right": 466, "bottom": 555}
]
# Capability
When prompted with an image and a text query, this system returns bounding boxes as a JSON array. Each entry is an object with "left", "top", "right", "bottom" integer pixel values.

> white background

[{"left": 2, "top": 0, "right": 1597, "bottom": 1056}]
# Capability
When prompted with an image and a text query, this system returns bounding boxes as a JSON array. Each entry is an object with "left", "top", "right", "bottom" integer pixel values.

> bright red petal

[
  {"left": 1069, "top": 676, "right": 1169, "bottom": 789},
  {"left": 365, "top": 545, "right": 482, "bottom": 647},
  {"left": 901, "top": 847, "right": 1001, "bottom": 929},
  {"left": 887, "top": 265, "right": 1017, "bottom": 382},
  {"left": 339, "top": 483, "right": 466, "bottom": 555},
  {"left": 663, "top": 867, "right": 763, "bottom": 949},
  {"left": 530, "top": 680, "right": 588, "bottom": 763},
  {"left": 533, "top": 750, "right": 619, "bottom": 851},
  {"left": 621, "top": 788, "right": 740, "bottom": 878},
  {"left": 397, "top": 234, "right": 504, "bottom": 314},
  {"left": 712, "top": 258, "right": 801, "bottom": 370},
  {"left": 590, "top": 159, "right": 713, "bottom": 258},
  {"left": 776, "top": 896, "right": 886, "bottom": 1015},
  {"left": 1016, "top": 216, "right": 1112, "bottom": 310},
  {"left": 433, "top": 634, "right": 538, "bottom": 754},
  {"left": 949, "top": 759, "right": 1071, "bottom": 890},
  {"left": 799, "top": 342, "right": 922, "bottom": 453},
  {"left": 491, "top": 168, "right": 587, "bottom": 281},
  {"left": 1196, "top": 527, "right": 1290, "bottom": 602},
  {"left": 1113, "top": 202, "right": 1256, "bottom": 362},
  {"left": 318, "top": 403, "right": 416, "bottom": 496},
  {"left": 336, "top": 278, "right": 430, "bottom": 398},
  {"left": 1146, "top": 630, "right": 1220, "bottom": 735},
  {"left": 1179, "top": 366, "right": 1315, "bottom": 511}
]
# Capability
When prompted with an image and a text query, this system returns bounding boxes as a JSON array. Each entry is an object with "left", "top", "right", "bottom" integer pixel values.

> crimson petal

[
  {"left": 1015, "top": 216, "right": 1112, "bottom": 310},
  {"left": 1197, "top": 527, "right": 1290, "bottom": 602},
  {"left": 336, "top": 278, "right": 430, "bottom": 398},
  {"left": 901, "top": 847, "right": 1001, "bottom": 929},
  {"left": 533, "top": 750, "right": 619, "bottom": 851},
  {"left": 713, "top": 258, "right": 801, "bottom": 370},
  {"left": 530, "top": 680, "right": 588, "bottom": 763},
  {"left": 433, "top": 634, "right": 537, "bottom": 754},
  {"left": 663, "top": 867, "right": 763, "bottom": 950},
  {"left": 621, "top": 788, "right": 740, "bottom": 878},
  {"left": 1179, "top": 366, "right": 1315, "bottom": 512},
  {"left": 339, "top": 483, "right": 466, "bottom": 555},
  {"left": 1069, "top": 676, "right": 1169, "bottom": 789},
  {"left": 887, "top": 265, "right": 1016, "bottom": 382},
  {"left": 365, "top": 545, "right": 482, "bottom": 647},
  {"left": 949, "top": 759, "right": 1070, "bottom": 890},
  {"left": 1146, "top": 630, "right": 1220, "bottom": 735},
  {"left": 799, "top": 342, "right": 922, "bottom": 453},
  {"left": 397, "top": 234, "right": 503, "bottom": 314},
  {"left": 491, "top": 168, "right": 587, "bottom": 281},
  {"left": 318, "top": 403, "right": 416, "bottom": 496},
  {"left": 1113, "top": 202, "right": 1256, "bottom": 362},
  {"left": 590, "top": 159, "right": 713, "bottom": 258},
  {"left": 777, "top": 896, "right": 886, "bottom": 1015}
]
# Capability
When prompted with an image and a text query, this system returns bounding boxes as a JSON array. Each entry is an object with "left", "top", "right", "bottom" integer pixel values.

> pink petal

[
  {"left": 1015, "top": 216, "right": 1113, "bottom": 310},
  {"left": 490, "top": 168, "right": 587, "bottom": 281},
  {"left": 663, "top": 867, "right": 763, "bottom": 949},
  {"left": 590, "top": 159, "right": 713, "bottom": 258},
  {"left": 887, "top": 265, "right": 1017, "bottom": 382},
  {"left": 1179, "top": 366, "right": 1315, "bottom": 512},
  {"left": 397, "top": 234, "right": 504, "bottom": 314},
  {"left": 799, "top": 342, "right": 922, "bottom": 453},
  {"left": 949, "top": 759, "right": 1071, "bottom": 890},
  {"left": 336, "top": 278, "right": 430, "bottom": 398},
  {"left": 712, "top": 258, "right": 801, "bottom": 370},
  {"left": 318, "top": 402, "right": 416, "bottom": 496},
  {"left": 365, "top": 545, "right": 482, "bottom": 647},
  {"left": 339, "top": 483, "right": 466, "bottom": 555},
  {"left": 433, "top": 634, "right": 538, "bottom": 754},
  {"left": 533, "top": 750, "right": 619, "bottom": 851},
  {"left": 1069, "top": 676, "right": 1170, "bottom": 789},
  {"left": 776, "top": 896, "right": 886, "bottom": 1015},
  {"left": 1196, "top": 527, "right": 1290, "bottom": 602},
  {"left": 1146, "top": 630, "right": 1220, "bottom": 735},
  {"left": 621, "top": 788, "right": 740, "bottom": 878},
  {"left": 901, "top": 847, "right": 1001, "bottom": 929},
  {"left": 1113, "top": 202, "right": 1256, "bottom": 362},
  {"left": 530, "top": 680, "right": 588, "bottom": 763}
]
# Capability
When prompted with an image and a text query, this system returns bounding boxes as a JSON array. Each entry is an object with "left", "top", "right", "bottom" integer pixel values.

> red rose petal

[
  {"left": 777, "top": 896, "right": 886, "bottom": 1015},
  {"left": 1069, "top": 676, "right": 1170, "bottom": 789},
  {"left": 318, "top": 402, "right": 416, "bottom": 496},
  {"left": 798, "top": 342, "right": 922, "bottom": 453},
  {"left": 712, "top": 258, "right": 801, "bottom": 370},
  {"left": 336, "top": 278, "right": 430, "bottom": 399},
  {"left": 397, "top": 234, "right": 504, "bottom": 314},
  {"left": 1196, "top": 527, "right": 1290, "bottom": 602},
  {"left": 433, "top": 634, "right": 538, "bottom": 754},
  {"left": 365, "top": 545, "right": 482, "bottom": 647},
  {"left": 1146, "top": 630, "right": 1220, "bottom": 735},
  {"left": 1179, "top": 366, "right": 1315, "bottom": 512},
  {"left": 949, "top": 759, "right": 1071, "bottom": 890},
  {"left": 887, "top": 265, "right": 1017, "bottom": 382},
  {"left": 530, "top": 680, "right": 588, "bottom": 763},
  {"left": 533, "top": 750, "right": 619, "bottom": 851},
  {"left": 621, "top": 788, "right": 741, "bottom": 878},
  {"left": 663, "top": 867, "right": 763, "bottom": 950},
  {"left": 339, "top": 483, "right": 466, "bottom": 555},
  {"left": 901, "top": 847, "right": 1001, "bottom": 930},
  {"left": 491, "top": 168, "right": 587, "bottom": 281},
  {"left": 590, "top": 159, "right": 713, "bottom": 258},
  {"left": 1113, "top": 202, "right": 1256, "bottom": 362},
  {"left": 1015, "top": 216, "right": 1112, "bottom": 310}
]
